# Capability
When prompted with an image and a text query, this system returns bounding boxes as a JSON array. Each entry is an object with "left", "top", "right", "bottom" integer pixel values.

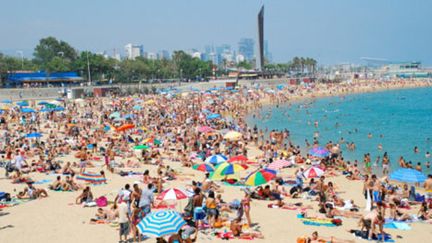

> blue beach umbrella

[
  {"left": 26, "top": 132, "right": 42, "bottom": 138},
  {"left": 16, "top": 101, "right": 29, "bottom": 107},
  {"left": 21, "top": 108, "right": 36, "bottom": 113},
  {"left": 1, "top": 99, "right": 12, "bottom": 104},
  {"left": 205, "top": 154, "right": 227, "bottom": 165},
  {"left": 389, "top": 168, "right": 427, "bottom": 183},
  {"left": 54, "top": 106, "right": 65, "bottom": 111},
  {"left": 38, "top": 101, "right": 49, "bottom": 105},
  {"left": 137, "top": 210, "right": 186, "bottom": 238},
  {"left": 206, "top": 113, "right": 221, "bottom": 120}
]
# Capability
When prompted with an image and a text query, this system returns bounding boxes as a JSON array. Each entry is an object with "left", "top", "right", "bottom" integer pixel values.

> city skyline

[{"left": 1, "top": 0, "right": 432, "bottom": 65}]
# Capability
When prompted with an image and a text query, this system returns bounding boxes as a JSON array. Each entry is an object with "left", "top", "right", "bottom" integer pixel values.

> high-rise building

[
  {"left": 256, "top": 5, "right": 264, "bottom": 71},
  {"left": 264, "top": 40, "right": 272, "bottom": 63},
  {"left": 238, "top": 38, "right": 255, "bottom": 62},
  {"left": 124, "top": 43, "right": 143, "bottom": 60},
  {"left": 157, "top": 50, "right": 170, "bottom": 60}
]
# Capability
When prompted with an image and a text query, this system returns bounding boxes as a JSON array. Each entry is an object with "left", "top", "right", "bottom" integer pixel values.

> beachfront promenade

[{"left": 0, "top": 79, "right": 288, "bottom": 100}]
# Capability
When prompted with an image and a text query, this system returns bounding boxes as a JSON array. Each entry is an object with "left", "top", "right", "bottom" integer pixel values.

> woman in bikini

[{"left": 241, "top": 191, "right": 252, "bottom": 226}]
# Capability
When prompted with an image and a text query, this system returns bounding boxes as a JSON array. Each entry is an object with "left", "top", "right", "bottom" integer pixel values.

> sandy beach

[{"left": 1, "top": 79, "right": 432, "bottom": 243}]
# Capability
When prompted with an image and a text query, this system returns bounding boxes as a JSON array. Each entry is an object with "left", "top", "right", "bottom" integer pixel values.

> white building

[
  {"left": 146, "top": 52, "right": 157, "bottom": 60},
  {"left": 124, "top": 43, "right": 143, "bottom": 60}
]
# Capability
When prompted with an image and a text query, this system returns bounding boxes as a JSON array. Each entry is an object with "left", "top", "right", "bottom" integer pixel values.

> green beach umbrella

[{"left": 134, "top": 145, "right": 150, "bottom": 150}]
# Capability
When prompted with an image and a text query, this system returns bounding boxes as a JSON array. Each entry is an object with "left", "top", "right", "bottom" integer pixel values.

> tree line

[
  {"left": 0, "top": 37, "right": 213, "bottom": 84},
  {"left": 0, "top": 36, "right": 318, "bottom": 84}
]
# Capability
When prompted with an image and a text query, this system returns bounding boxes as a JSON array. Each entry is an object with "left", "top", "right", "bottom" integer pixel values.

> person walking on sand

[{"left": 118, "top": 201, "right": 130, "bottom": 243}]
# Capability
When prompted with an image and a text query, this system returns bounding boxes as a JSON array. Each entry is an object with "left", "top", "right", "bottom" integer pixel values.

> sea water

[{"left": 247, "top": 87, "right": 432, "bottom": 173}]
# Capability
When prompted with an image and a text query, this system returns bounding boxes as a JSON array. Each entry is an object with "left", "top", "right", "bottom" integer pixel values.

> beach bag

[{"left": 96, "top": 196, "right": 108, "bottom": 207}]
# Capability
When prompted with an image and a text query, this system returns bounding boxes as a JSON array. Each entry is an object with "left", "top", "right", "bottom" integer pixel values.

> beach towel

[
  {"left": 297, "top": 214, "right": 339, "bottom": 227},
  {"left": 384, "top": 222, "right": 411, "bottom": 230},
  {"left": 34, "top": 179, "right": 52, "bottom": 185},
  {"left": 77, "top": 172, "right": 107, "bottom": 184},
  {"left": 267, "top": 203, "right": 309, "bottom": 211},
  {"left": 350, "top": 230, "right": 395, "bottom": 242}
]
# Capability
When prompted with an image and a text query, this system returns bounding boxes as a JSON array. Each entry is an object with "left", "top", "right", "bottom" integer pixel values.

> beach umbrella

[
  {"left": 206, "top": 113, "right": 221, "bottom": 120},
  {"left": 156, "top": 188, "right": 188, "bottom": 201},
  {"left": 21, "top": 108, "right": 36, "bottom": 113},
  {"left": 16, "top": 101, "right": 29, "bottom": 107},
  {"left": 54, "top": 106, "right": 65, "bottom": 111},
  {"left": 137, "top": 210, "right": 186, "bottom": 238},
  {"left": 205, "top": 154, "right": 227, "bottom": 165},
  {"left": 50, "top": 100, "right": 62, "bottom": 106},
  {"left": 109, "top": 112, "right": 121, "bottom": 119},
  {"left": 116, "top": 123, "right": 135, "bottom": 132},
  {"left": 26, "top": 132, "right": 42, "bottom": 138},
  {"left": 1, "top": 99, "right": 12, "bottom": 104},
  {"left": 192, "top": 163, "right": 215, "bottom": 172},
  {"left": 267, "top": 159, "right": 293, "bottom": 170},
  {"left": 198, "top": 126, "right": 214, "bottom": 133},
  {"left": 133, "top": 105, "right": 142, "bottom": 111},
  {"left": 76, "top": 172, "right": 107, "bottom": 184},
  {"left": 123, "top": 114, "right": 135, "bottom": 119},
  {"left": 245, "top": 169, "right": 277, "bottom": 186},
  {"left": 38, "top": 101, "right": 49, "bottom": 105},
  {"left": 144, "top": 99, "right": 155, "bottom": 105},
  {"left": 228, "top": 155, "right": 249, "bottom": 163},
  {"left": 389, "top": 168, "right": 427, "bottom": 183},
  {"left": 134, "top": 145, "right": 150, "bottom": 150},
  {"left": 143, "top": 137, "right": 161, "bottom": 145},
  {"left": 309, "top": 147, "right": 330, "bottom": 158},
  {"left": 303, "top": 166, "right": 325, "bottom": 178},
  {"left": 223, "top": 131, "right": 242, "bottom": 140},
  {"left": 211, "top": 162, "right": 248, "bottom": 180}
]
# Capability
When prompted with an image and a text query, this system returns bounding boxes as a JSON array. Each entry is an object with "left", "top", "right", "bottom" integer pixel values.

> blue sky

[{"left": 1, "top": 0, "right": 431, "bottom": 65}]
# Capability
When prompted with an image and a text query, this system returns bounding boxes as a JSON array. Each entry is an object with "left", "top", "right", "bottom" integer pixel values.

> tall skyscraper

[
  {"left": 264, "top": 40, "right": 272, "bottom": 63},
  {"left": 124, "top": 43, "right": 143, "bottom": 60},
  {"left": 238, "top": 38, "right": 255, "bottom": 62},
  {"left": 256, "top": 5, "right": 264, "bottom": 71}
]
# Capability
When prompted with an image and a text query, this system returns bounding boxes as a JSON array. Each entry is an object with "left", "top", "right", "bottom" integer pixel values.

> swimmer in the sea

[
  {"left": 368, "top": 133, "right": 372, "bottom": 139},
  {"left": 414, "top": 146, "right": 419, "bottom": 153}
]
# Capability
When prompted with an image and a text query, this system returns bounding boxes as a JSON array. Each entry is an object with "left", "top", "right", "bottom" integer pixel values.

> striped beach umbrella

[
  {"left": 228, "top": 155, "right": 249, "bottom": 163},
  {"left": 143, "top": 137, "right": 162, "bottom": 145},
  {"left": 156, "top": 188, "right": 188, "bottom": 201},
  {"left": 205, "top": 154, "right": 227, "bottom": 165},
  {"left": 245, "top": 169, "right": 277, "bottom": 186},
  {"left": 303, "top": 166, "right": 325, "bottom": 178},
  {"left": 137, "top": 210, "right": 186, "bottom": 238},
  {"left": 192, "top": 163, "right": 214, "bottom": 172},
  {"left": 267, "top": 159, "right": 293, "bottom": 170},
  {"left": 309, "top": 147, "right": 330, "bottom": 158},
  {"left": 389, "top": 168, "right": 427, "bottom": 183},
  {"left": 76, "top": 172, "right": 107, "bottom": 184},
  {"left": 211, "top": 162, "right": 248, "bottom": 180}
]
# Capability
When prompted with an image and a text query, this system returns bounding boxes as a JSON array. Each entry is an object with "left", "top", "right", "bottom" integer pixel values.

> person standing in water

[{"left": 382, "top": 154, "right": 389, "bottom": 175}]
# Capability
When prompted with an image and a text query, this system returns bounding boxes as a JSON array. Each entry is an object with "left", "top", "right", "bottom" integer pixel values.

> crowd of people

[{"left": 1, "top": 79, "right": 432, "bottom": 242}]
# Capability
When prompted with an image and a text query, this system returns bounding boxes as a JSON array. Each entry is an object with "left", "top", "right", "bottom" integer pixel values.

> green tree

[{"left": 34, "top": 36, "right": 77, "bottom": 72}]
